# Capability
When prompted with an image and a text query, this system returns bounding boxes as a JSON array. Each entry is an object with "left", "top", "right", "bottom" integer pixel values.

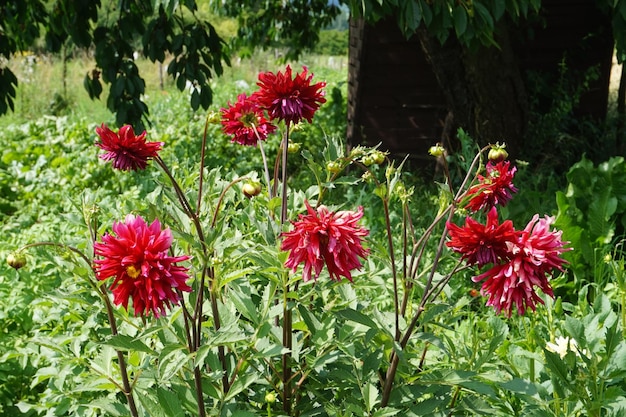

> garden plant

[{"left": 3, "top": 63, "right": 626, "bottom": 417}]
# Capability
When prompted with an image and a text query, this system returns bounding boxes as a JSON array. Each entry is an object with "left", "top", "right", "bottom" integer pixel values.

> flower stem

[
  {"left": 155, "top": 156, "right": 232, "bottom": 410},
  {"left": 382, "top": 196, "right": 400, "bottom": 341},
  {"left": 281, "top": 269, "right": 293, "bottom": 413},
  {"left": 280, "top": 123, "right": 290, "bottom": 224},
  {"left": 100, "top": 285, "right": 140, "bottom": 417},
  {"left": 18, "top": 242, "right": 139, "bottom": 417},
  {"left": 196, "top": 115, "right": 210, "bottom": 217},
  {"left": 278, "top": 124, "right": 293, "bottom": 412},
  {"left": 251, "top": 123, "right": 273, "bottom": 200},
  {"left": 381, "top": 210, "right": 457, "bottom": 407}
]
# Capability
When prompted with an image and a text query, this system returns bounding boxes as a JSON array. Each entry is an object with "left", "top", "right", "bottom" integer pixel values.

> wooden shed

[{"left": 347, "top": 0, "right": 615, "bottom": 161}]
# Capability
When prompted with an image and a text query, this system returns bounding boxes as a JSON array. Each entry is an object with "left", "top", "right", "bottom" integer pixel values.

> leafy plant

[{"left": 554, "top": 156, "right": 626, "bottom": 295}]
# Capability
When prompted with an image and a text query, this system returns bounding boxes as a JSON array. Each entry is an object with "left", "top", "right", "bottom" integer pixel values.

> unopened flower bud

[
  {"left": 287, "top": 141, "right": 301, "bottom": 154},
  {"left": 362, "top": 155, "right": 374, "bottom": 166},
  {"left": 326, "top": 161, "right": 342, "bottom": 174},
  {"left": 7, "top": 252, "right": 26, "bottom": 270},
  {"left": 429, "top": 144, "right": 445, "bottom": 158},
  {"left": 488, "top": 143, "right": 508, "bottom": 162},
  {"left": 242, "top": 181, "right": 262, "bottom": 198},
  {"left": 265, "top": 392, "right": 276, "bottom": 403},
  {"left": 372, "top": 151, "right": 386, "bottom": 165},
  {"left": 361, "top": 171, "right": 373, "bottom": 182},
  {"left": 206, "top": 111, "right": 221, "bottom": 124}
]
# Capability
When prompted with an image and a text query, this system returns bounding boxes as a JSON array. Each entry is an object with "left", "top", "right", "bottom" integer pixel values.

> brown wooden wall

[{"left": 347, "top": 0, "right": 614, "bottom": 161}]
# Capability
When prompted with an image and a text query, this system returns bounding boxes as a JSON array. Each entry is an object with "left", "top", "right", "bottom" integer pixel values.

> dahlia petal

[
  {"left": 280, "top": 201, "right": 369, "bottom": 282},
  {"left": 94, "top": 214, "right": 191, "bottom": 318},
  {"left": 95, "top": 124, "right": 162, "bottom": 171}
]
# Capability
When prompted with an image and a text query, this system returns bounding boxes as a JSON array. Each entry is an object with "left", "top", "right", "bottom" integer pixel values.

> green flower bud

[
  {"left": 326, "top": 161, "right": 342, "bottom": 174},
  {"left": 206, "top": 111, "right": 221, "bottom": 125},
  {"left": 265, "top": 392, "right": 276, "bottom": 403},
  {"left": 287, "top": 141, "right": 301, "bottom": 154},
  {"left": 242, "top": 181, "right": 262, "bottom": 198},
  {"left": 428, "top": 144, "right": 445, "bottom": 157},
  {"left": 7, "top": 252, "right": 26, "bottom": 270},
  {"left": 488, "top": 143, "right": 508, "bottom": 162},
  {"left": 372, "top": 151, "right": 386, "bottom": 165}
]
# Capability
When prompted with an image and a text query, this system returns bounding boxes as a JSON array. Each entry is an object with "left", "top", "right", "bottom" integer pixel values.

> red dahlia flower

[
  {"left": 220, "top": 93, "right": 277, "bottom": 146},
  {"left": 280, "top": 201, "right": 369, "bottom": 282},
  {"left": 473, "top": 214, "right": 569, "bottom": 316},
  {"left": 447, "top": 207, "right": 516, "bottom": 267},
  {"left": 465, "top": 160, "right": 518, "bottom": 212},
  {"left": 253, "top": 65, "right": 326, "bottom": 125},
  {"left": 95, "top": 124, "right": 162, "bottom": 171},
  {"left": 94, "top": 214, "right": 192, "bottom": 318}
]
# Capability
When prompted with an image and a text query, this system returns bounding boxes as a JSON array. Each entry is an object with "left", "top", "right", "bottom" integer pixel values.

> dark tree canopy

[
  {"left": 0, "top": 0, "right": 229, "bottom": 130},
  {"left": 2, "top": 0, "right": 625, "bottom": 141},
  {"left": 213, "top": 0, "right": 343, "bottom": 60}
]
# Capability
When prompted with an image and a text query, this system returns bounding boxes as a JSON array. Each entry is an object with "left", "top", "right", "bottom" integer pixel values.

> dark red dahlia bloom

[
  {"left": 94, "top": 214, "right": 192, "bottom": 318},
  {"left": 447, "top": 207, "right": 516, "bottom": 267},
  {"left": 253, "top": 65, "right": 326, "bottom": 124},
  {"left": 280, "top": 201, "right": 369, "bottom": 282},
  {"left": 220, "top": 93, "right": 277, "bottom": 146},
  {"left": 465, "top": 161, "right": 518, "bottom": 212},
  {"left": 473, "top": 214, "right": 569, "bottom": 316},
  {"left": 95, "top": 124, "right": 162, "bottom": 171}
]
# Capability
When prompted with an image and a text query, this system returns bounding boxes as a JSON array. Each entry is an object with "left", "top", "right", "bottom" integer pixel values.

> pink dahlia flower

[
  {"left": 280, "top": 201, "right": 369, "bottom": 282},
  {"left": 220, "top": 93, "right": 277, "bottom": 146},
  {"left": 473, "top": 214, "right": 569, "bottom": 316},
  {"left": 465, "top": 160, "right": 518, "bottom": 212},
  {"left": 447, "top": 207, "right": 517, "bottom": 267},
  {"left": 94, "top": 214, "right": 191, "bottom": 318},
  {"left": 95, "top": 124, "right": 162, "bottom": 171},
  {"left": 253, "top": 65, "right": 326, "bottom": 124}
]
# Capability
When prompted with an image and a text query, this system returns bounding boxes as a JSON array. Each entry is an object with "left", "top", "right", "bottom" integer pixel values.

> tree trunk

[{"left": 418, "top": 21, "right": 528, "bottom": 157}]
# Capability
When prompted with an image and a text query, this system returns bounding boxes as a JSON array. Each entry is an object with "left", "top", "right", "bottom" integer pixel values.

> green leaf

[
  {"left": 542, "top": 349, "right": 573, "bottom": 397},
  {"left": 604, "top": 319, "right": 621, "bottom": 367},
  {"left": 157, "top": 387, "right": 185, "bottom": 417},
  {"left": 453, "top": 6, "right": 468, "bottom": 37},
  {"left": 372, "top": 407, "right": 400, "bottom": 417},
  {"left": 498, "top": 378, "right": 539, "bottom": 396},
  {"left": 337, "top": 308, "right": 379, "bottom": 330},
  {"left": 158, "top": 344, "right": 189, "bottom": 381},
  {"left": 103, "top": 334, "right": 155, "bottom": 354},
  {"left": 138, "top": 391, "right": 169, "bottom": 417},
  {"left": 190, "top": 89, "right": 200, "bottom": 111},
  {"left": 362, "top": 381, "right": 379, "bottom": 412},
  {"left": 564, "top": 315, "right": 586, "bottom": 348}
]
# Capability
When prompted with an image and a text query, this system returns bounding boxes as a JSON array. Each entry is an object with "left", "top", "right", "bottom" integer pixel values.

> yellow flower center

[{"left": 126, "top": 265, "right": 140, "bottom": 279}]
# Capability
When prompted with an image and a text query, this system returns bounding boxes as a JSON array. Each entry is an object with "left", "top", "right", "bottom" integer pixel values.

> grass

[{"left": 0, "top": 51, "right": 348, "bottom": 129}]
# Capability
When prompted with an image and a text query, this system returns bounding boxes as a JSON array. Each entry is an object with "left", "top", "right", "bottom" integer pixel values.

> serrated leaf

[
  {"left": 104, "top": 334, "right": 155, "bottom": 354},
  {"left": 337, "top": 308, "right": 379, "bottom": 330},
  {"left": 157, "top": 386, "right": 184, "bottom": 417},
  {"left": 543, "top": 349, "right": 573, "bottom": 397}
]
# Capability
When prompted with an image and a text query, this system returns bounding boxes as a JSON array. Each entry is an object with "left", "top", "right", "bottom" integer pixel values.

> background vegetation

[{"left": 1, "top": 1, "right": 626, "bottom": 416}]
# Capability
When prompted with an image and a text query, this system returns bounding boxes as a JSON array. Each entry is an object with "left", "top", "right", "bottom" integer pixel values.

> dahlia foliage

[
  {"left": 94, "top": 214, "right": 191, "bottom": 318},
  {"left": 448, "top": 158, "right": 569, "bottom": 316},
  {"left": 12, "top": 63, "right": 577, "bottom": 417}
]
